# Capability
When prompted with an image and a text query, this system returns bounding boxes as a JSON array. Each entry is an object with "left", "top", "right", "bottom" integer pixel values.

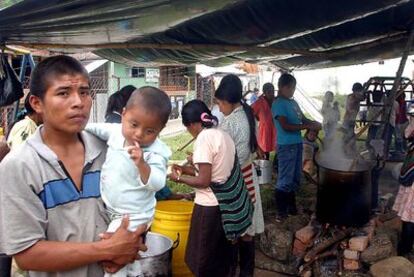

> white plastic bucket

[{"left": 254, "top": 159, "right": 272, "bottom": 184}]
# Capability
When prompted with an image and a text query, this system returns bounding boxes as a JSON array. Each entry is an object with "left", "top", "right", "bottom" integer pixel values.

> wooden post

[{"left": 380, "top": 29, "right": 414, "bottom": 157}]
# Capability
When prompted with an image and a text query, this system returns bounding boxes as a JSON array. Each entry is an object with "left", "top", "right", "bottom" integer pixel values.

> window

[{"left": 131, "top": 67, "right": 145, "bottom": 78}]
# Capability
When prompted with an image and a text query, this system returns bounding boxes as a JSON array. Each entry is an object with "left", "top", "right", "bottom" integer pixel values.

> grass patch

[
  {"left": 162, "top": 132, "right": 194, "bottom": 161},
  {"left": 167, "top": 179, "right": 194, "bottom": 193},
  {"left": 162, "top": 132, "right": 195, "bottom": 193}
]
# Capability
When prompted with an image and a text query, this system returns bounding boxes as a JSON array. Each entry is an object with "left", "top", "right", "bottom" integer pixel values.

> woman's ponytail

[{"left": 240, "top": 100, "right": 258, "bottom": 153}]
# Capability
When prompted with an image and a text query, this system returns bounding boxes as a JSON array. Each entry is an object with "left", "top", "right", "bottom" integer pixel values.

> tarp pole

[{"left": 381, "top": 29, "right": 414, "bottom": 157}]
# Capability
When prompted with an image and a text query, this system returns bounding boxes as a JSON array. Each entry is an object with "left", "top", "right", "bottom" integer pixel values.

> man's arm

[
  {"left": 277, "top": 116, "right": 310, "bottom": 132},
  {"left": 301, "top": 111, "right": 314, "bottom": 126},
  {"left": 14, "top": 216, "right": 146, "bottom": 272}
]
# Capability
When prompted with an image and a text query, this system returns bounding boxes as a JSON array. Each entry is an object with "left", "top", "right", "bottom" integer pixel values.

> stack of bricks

[
  {"left": 342, "top": 218, "right": 375, "bottom": 271},
  {"left": 342, "top": 236, "right": 367, "bottom": 270},
  {"left": 293, "top": 226, "right": 317, "bottom": 256}
]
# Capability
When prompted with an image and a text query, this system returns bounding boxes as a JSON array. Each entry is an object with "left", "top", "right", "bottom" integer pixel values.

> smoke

[
  {"left": 317, "top": 125, "right": 370, "bottom": 172},
  {"left": 319, "top": 133, "right": 347, "bottom": 163}
]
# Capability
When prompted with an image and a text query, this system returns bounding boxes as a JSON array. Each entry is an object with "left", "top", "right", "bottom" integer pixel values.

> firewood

[
  {"left": 313, "top": 260, "right": 322, "bottom": 277},
  {"left": 300, "top": 249, "right": 338, "bottom": 274},
  {"left": 337, "top": 251, "right": 343, "bottom": 276},
  {"left": 304, "top": 228, "right": 353, "bottom": 262}
]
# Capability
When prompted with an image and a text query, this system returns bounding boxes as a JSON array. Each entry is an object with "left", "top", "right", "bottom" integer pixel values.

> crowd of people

[{"left": 1, "top": 54, "right": 414, "bottom": 277}]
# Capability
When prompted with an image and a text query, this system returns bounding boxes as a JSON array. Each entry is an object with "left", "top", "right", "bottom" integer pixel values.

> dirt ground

[
  {"left": 254, "top": 159, "right": 402, "bottom": 276},
  {"left": 255, "top": 268, "right": 288, "bottom": 276}
]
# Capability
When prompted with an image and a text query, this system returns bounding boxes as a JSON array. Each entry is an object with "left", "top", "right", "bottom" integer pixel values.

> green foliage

[
  {"left": 0, "top": 0, "right": 22, "bottom": 10},
  {"left": 162, "top": 132, "right": 193, "bottom": 161},
  {"left": 162, "top": 132, "right": 195, "bottom": 193},
  {"left": 167, "top": 179, "right": 194, "bottom": 193}
]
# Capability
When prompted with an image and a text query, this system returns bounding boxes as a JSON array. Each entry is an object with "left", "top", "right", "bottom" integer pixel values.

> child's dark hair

[
  {"left": 125, "top": 86, "right": 171, "bottom": 126},
  {"left": 215, "top": 74, "right": 258, "bottom": 153},
  {"left": 181, "top": 100, "right": 218, "bottom": 128},
  {"left": 30, "top": 55, "right": 89, "bottom": 99},
  {"left": 278, "top": 73, "right": 296, "bottom": 88}
]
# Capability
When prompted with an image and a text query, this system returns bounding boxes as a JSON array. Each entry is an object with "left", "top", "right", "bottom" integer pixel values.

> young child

[
  {"left": 342, "top": 82, "right": 365, "bottom": 157},
  {"left": 303, "top": 129, "right": 320, "bottom": 178},
  {"left": 86, "top": 86, "right": 172, "bottom": 277},
  {"left": 321, "top": 91, "right": 334, "bottom": 140}
]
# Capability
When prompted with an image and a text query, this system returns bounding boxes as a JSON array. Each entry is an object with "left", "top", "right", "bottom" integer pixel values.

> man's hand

[{"left": 102, "top": 216, "right": 147, "bottom": 267}]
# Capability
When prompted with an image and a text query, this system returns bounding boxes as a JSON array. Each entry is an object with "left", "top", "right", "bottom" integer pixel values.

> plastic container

[{"left": 151, "top": 200, "right": 194, "bottom": 276}]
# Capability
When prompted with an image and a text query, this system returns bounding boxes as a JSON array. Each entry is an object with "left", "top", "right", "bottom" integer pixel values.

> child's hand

[{"left": 127, "top": 142, "right": 144, "bottom": 167}]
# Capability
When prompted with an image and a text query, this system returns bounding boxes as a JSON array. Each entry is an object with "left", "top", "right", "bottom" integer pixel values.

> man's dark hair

[
  {"left": 30, "top": 55, "right": 89, "bottom": 99},
  {"left": 278, "top": 73, "right": 296, "bottom": 88},
  {"left": 352, "top": 82, "right": 363, "bottom": 92},
  {"left": 126, "top": 86, "right": 172, "bottom": 126},
  {"left": 262, "top": 83, "right": 275, "bottom": 93},
  {"left": 24, "top": 93, "right": 35, "bottom": 115}
]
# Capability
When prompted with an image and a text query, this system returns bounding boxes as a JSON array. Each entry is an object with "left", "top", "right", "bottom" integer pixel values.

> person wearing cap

[{"left": 342, "top": 82, "right": 365, "bottom": 157}]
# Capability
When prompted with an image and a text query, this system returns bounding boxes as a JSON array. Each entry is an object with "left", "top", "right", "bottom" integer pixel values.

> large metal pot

[
  {"left": 316, "top": 157, "right": 373, "bottom": 227},
  {"left": 138, "top": 232, "right": 178, "bottom": 277}
]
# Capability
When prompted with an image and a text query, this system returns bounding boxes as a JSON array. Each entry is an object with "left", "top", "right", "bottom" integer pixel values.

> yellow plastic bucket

[{"left": 152, "top": 200, "right": 194, "bottom": 276}]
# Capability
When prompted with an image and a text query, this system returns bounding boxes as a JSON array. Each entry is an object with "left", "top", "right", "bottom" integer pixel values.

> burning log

[
  {"left": 304, "top": 228, "right": 353, "bottom": 262},
  {"left": 300, "top": 248, "right": 338, "bottom": 274},
  {"left": 337, "top": 251, "right": 344, "bottom": 276},
  {"left": 313, "top": 260, "right": 322, "bottom": 277}
]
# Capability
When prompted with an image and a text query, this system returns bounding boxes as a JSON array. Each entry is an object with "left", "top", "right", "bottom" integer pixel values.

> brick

[
  {"left": 367, "top": 217, "right": 377, "bottom": 228},
  {"left": 349, "top": 236, "right": 369, "bottom": 252},
  {"left": 295, "top": 226, "right": 316, "bottom": 244},
  {"left": 292, "top": 239, "right": 307, "bottom": 256},
  {"left": 382, "top": 216, "right": 402, "bottom": 232},
  {"left": 344, "top": 258, "right": 360, "bottom": 270},
  {"left": 343, "top": 249, "right": 360, "bottom": 260}
]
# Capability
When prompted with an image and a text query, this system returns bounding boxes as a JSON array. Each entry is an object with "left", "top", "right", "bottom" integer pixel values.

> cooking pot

[
  {"left": 315, "top": 157, "right": 373, "bottom": 227},
  {"left": 137, "top": 232, "right": 179, "bottom": 277}
]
